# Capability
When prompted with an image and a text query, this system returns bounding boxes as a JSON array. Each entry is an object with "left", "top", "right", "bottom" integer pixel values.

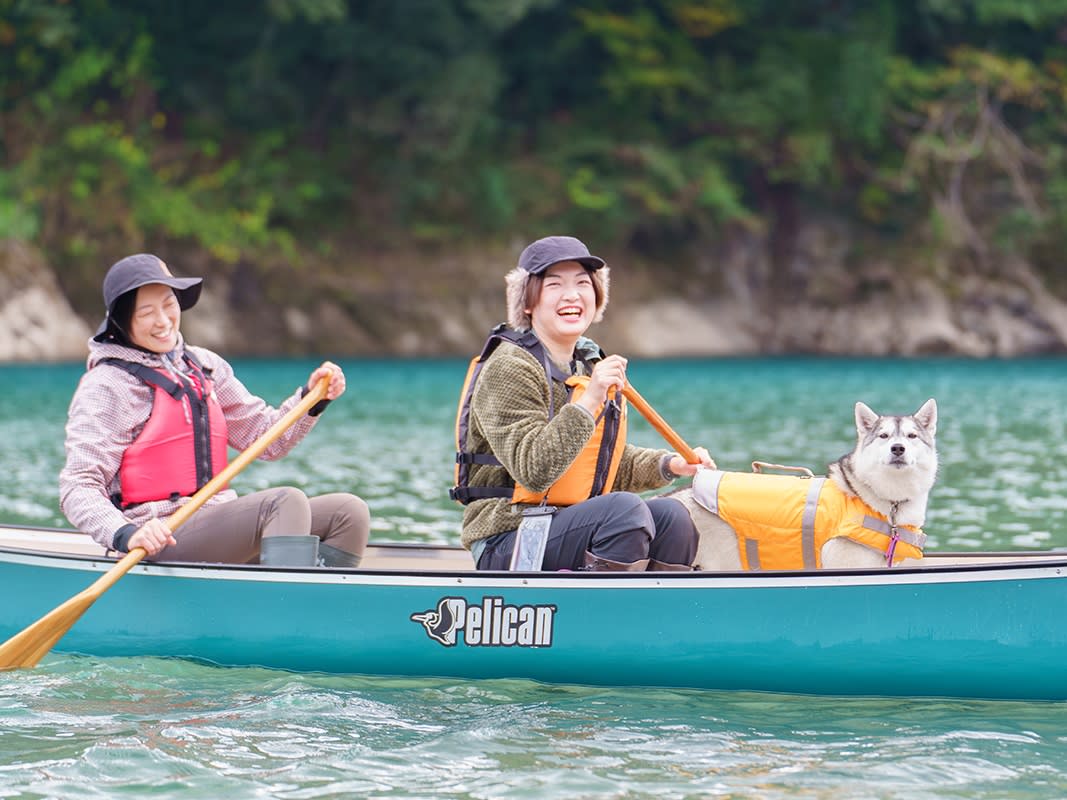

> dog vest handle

[{"left": 751, "top": 461, "right": 815, "bottom": 477}]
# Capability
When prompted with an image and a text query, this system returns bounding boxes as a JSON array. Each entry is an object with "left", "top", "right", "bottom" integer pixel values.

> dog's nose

[{"left": 891, "top": 444, "right": 906, "bottom": 456}]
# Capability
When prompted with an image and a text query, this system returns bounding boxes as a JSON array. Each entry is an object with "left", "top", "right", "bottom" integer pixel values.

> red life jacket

[
  {"left": 102, "top": 353, "right": 229, "bottom": 507},
  {"left": 450, "top": 325, "right": 625, "bottom": 506}
]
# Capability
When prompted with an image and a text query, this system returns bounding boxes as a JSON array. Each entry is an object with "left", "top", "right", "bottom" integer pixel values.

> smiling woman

[
  {"left": 58, "top": 253, "right": 370, "bottom": 568},
  {"left": 453, "top": 235, "right": 716, "bottom": 574},
  {"left": 123, "top": 283, "right": 183, "bottom": 352}
]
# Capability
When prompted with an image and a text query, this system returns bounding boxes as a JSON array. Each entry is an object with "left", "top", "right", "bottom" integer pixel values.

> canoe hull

[{"left": 3, "top": 537, "right": 1066, "bottom": 701}]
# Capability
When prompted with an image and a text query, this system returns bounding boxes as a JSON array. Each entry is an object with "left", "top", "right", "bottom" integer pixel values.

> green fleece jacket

[{"left": 459, "top": 339, "right": 674, "bottom": 550}]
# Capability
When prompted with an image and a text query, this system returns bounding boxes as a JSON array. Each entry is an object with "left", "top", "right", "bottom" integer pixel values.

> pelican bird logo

[{"left": 410, "top": 597, "right": 463, "bottom": 646}]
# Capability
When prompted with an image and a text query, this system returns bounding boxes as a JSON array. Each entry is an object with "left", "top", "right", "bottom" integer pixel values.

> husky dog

[{"left": 675, "top": 399, "right": 938, "bottom": 571}]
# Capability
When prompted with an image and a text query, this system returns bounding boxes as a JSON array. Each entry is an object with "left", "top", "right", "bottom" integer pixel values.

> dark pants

[{"left": 476, "top": 493, "right": 697, "bottom": 571}]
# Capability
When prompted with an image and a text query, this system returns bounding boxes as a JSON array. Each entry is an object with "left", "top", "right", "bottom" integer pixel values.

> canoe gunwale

[
  {"left": 2, "top": 522, "right": 1066, "bottom": 587},
  {"left": 1, "top": 538, "right": 1066, "bottom": 588}
]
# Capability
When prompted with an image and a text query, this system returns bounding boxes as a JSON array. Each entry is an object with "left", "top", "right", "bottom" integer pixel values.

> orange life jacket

[
  {"left": 450, "top": 325, "right": 626, "bottom": 507},
  {"left": 692, "top": 469, "right": 925, "bottom": 569},
  {"left": 102, "top": 353, "right": 229, "bottom": 507}
]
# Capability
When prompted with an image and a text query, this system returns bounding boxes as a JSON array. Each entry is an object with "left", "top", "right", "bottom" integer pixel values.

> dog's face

[{"left": 851, "top": 399, "right": 938, "bottom": 492}]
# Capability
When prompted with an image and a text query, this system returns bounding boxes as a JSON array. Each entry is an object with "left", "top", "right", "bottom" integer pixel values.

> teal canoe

[{"left": 2, "top": 524, "right": 1066, "bottom": 701}]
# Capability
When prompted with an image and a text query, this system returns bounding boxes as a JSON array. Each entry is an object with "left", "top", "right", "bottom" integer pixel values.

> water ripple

[
  {"left": 5, "top": 360, "right": 1067, "bottom": 797},
  {"left": 5, "top": 358, "right": 1067, "bottom": 552},
  {"left": 2, "top": 657, "right": 1067, "bottom": 798}
]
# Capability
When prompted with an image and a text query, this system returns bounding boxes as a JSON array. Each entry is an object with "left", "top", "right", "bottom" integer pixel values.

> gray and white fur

[{"left": 821, "top": 399, "right": 938, "bottom": 568}]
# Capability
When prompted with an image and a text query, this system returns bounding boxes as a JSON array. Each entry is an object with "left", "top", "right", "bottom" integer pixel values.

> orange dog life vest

[{"left": 692, "top": 469, "right": 925, "bottom": 569}]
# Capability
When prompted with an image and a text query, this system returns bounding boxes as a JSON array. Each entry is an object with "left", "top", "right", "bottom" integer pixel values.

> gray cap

[
  {"left": 93, "top": 253, "right": 202, "bottom": 341},
  {"left": 517, "top": 236, "right": 606, "bottom": 274}
]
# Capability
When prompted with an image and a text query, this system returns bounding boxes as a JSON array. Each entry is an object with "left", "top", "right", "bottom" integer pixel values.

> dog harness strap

[
  {"left": 801, "top": 477, "right": 826, "bottom": 570},
  {"left": 862, "top": 516, "right": 891, "bottom": 535},
  {"left": 744, "top": 539, "right": 761, "bottom": 571},
  {"left": 901, "top": 529, "right": 926, "bottom": 548},
  {"left": 861, "top": 516, "right": 926, "bottom": 548},
  {"left": 886, "top": 531, "right": 899, "bottom": 565},
  {"left": 884, "top": 502, "right": 903, "bottom": 565}
]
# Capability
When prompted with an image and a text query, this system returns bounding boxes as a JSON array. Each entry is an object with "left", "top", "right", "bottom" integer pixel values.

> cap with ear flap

[{"left": 93, "top": 254, "right": 202, "bottom": 342}]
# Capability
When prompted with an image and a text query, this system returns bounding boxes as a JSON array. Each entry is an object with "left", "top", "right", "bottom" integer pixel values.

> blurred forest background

[{"left": 3, "top": 0, "right": 1067, "bottom": 358}]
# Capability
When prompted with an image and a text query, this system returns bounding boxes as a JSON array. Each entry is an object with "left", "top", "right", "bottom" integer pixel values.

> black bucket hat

[
  {"left": 517, "top": 236, "right": 606, "bottom": 274},
  {"left": 93, "top": 253, "right": 203, "bottom": 342}
]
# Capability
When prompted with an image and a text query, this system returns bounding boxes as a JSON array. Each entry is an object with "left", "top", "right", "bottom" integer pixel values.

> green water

[{"left": 2, "top": 357, "right": 1067, "bottom": 798}]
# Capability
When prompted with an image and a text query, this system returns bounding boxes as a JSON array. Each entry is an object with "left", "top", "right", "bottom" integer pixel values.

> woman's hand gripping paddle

[
  {"left": 0, "top": 377, "right": 331, "bottom": 670},
  {"left": 620, "top": 384, "right": 702, "bottom": 465}
]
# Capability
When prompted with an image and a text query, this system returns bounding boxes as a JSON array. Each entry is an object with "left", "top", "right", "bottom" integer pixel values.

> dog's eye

[
  {"left": 879, "top": 433, "right": 889, "bottom": 439},
  {"left": 907, "top": 432, "right": 917, "bottom": 438}
]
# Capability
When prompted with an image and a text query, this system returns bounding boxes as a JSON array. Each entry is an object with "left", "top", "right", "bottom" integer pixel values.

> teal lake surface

[{"left": 2, "top": 357, "right": 1067, "bottom": 797}]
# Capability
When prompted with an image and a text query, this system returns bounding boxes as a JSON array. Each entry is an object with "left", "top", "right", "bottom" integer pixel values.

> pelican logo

[{"left": 410, "top": 596, "right": 556, "bottom": 648}]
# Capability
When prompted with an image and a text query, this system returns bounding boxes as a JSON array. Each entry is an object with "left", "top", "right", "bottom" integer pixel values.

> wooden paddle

[
  {"left": 621, "top": 384, "right": 701, "bottom": 464},
  {"left": 0, "top": 377, "right": 331, "bottom": 671}
]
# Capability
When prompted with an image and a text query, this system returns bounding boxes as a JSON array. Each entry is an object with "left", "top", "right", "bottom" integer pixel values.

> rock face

[
  {"left": 1, "top": 237, "right": 1066, "bottom": 362},
  {"left": 0, "top": 241, "right": 92, "bottom": 362}
]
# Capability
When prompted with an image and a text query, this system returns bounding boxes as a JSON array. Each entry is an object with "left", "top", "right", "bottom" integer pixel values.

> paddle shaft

[
  {"left": 118, "top": 375, "right": 331, "bottom": 565},
  {"left": 620, "top": 384, "right": 700, "bottom": 464},
  {"left": 0, "top": 377, "right": 331, "bottom": 670}
]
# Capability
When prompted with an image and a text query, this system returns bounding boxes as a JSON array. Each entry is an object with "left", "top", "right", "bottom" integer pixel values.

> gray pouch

[{"left": 509, "top": 506, "right": 556, "bottom": 571}]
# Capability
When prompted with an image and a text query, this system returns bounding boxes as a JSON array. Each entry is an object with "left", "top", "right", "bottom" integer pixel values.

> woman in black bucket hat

[{"left": 59, "top": 253, "right": 369, "bottom": 567}]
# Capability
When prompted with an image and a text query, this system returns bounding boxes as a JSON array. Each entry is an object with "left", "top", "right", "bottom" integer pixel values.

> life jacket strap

[
  {"left": 455, "top": 453, "right": 502, "bottom": 466},
  {"left": 800, "top": 477, "right": 827, "bottom": 569},
  {"left": 861, "top": 515, "right": 927, "bottom": 549},
  {"left": 449, "top": 486, "right": 515, "bottom": 502},
  {"left": 99, "top": 358, "right": 184, "bottom": 400}
]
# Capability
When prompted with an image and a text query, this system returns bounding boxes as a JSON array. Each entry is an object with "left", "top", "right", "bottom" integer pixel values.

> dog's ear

[
  {"left": 914, "top": 398, "right": 937, "bottom": 435},
  {"left": 854, "top": 401, "right": 879, "bottom": 435}
]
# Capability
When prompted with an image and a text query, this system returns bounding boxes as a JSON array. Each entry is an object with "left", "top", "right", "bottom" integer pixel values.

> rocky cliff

[
  {"left": 3, "top": 235, "right": 1066, "bottom": 363},
  {"left": 0, "top": 241, "right": 94, "bottom": 363}
]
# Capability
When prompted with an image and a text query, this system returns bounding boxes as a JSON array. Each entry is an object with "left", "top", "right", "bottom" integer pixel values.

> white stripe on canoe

[{"left": 1, "top": 525, "right": 1066, "bottom": 590}]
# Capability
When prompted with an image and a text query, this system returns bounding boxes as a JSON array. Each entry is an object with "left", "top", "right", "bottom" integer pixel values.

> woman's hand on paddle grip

[
  {"left": 578, "top": 355, "right": 628, "bottom": 415},
  {"left": 129, "top": 518, "right": 177, "bottom": 556},
  {"left": 668, "top": 447, "right": 716, "bottom": 477},
  {"left": 307, "top": 361, "right": 346, "bottom": 400}
]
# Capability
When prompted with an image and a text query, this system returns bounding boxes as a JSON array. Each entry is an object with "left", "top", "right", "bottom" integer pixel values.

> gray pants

[{"left": 146, "top": 487, "right": 370, "bottom": 564}]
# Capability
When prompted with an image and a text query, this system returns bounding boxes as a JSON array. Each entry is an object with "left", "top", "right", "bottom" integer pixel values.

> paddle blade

[
  {"left": 0, "top": 590, "right": 99, "bottom": 669},
  {"left": 0, "top": 376, "right": 329, "bottom": 670},
  {"left": 0, "top": 548, "right": 145, "bottom": 670}
]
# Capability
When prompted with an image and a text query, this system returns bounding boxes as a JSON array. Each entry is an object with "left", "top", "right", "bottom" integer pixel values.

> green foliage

[
  {"left": 881, "top": 39, "right": 1063, "bottom": 264},
  {"left": 924, "top": 0, "right": 1067, "bottom": 27},
  {"left": 266, "top": 0, "right": 348, "bottom": 23},
  {"left": 0, "top": 170, "right": 38, "bottom": 240},
  {"left": 2, "top": 0, "right": 1067, "bottom": 285}
]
